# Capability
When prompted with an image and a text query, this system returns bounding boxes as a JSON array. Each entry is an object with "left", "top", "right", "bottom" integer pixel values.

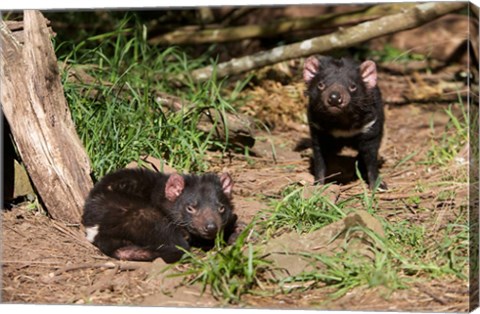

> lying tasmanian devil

[
  {"left": 303, "top": 55, "right": 387, "bottom": 190},
  {"left": 82, "top": 168, "right": 241, "bottom": 263}
]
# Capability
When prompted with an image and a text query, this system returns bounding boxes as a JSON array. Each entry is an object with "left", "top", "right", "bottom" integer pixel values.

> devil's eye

[
  {"left": 318, "top": 82, "right": 326, "bottom": 90},
  {"left": 218, "top": 206, "right": 225, "bottom": 213},
  {"left": 186, "top": 206, "right": 197, "bottom": 214},
  {"left": 349, "top": 83, "right": 357, "bottom": 92}
]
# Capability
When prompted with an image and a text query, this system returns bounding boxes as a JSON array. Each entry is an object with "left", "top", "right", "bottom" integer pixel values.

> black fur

[
  {"left": 82, "top": 168, "right": 238, "bottom": 263},
  {"left": 304, "top": 56, "right": 386, "bottom": 189}
]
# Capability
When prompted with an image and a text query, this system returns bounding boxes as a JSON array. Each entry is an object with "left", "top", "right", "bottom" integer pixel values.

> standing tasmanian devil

[
  {"left": 82, "top": 168, "right": 240, "bottom": 263},
  {"left": 303, "top": 55, "right": 386, "bottom": 190}
]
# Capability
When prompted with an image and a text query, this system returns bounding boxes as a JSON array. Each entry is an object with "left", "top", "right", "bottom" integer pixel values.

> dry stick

[
  {"left": 187, "top": 2, "right": 466, "bottom": 83},
  {"left": 149, "top": 3, "right": 413, "bottom": 46},
  {"left": 2, "top": 260, "right": 60, "bottom": 265},
  {"left": 401, "top": 199, "right": 418, "bottom": 215},
  {"left": 2, "top": 224, "right": 28, "bottom": 238},
  {"left": 86, "top": 267, "right": 119, "bottom": 295},
  {"left": 414, "top": 283, "right": 448, "bottom": 305},
  {"left": 50, "top": 221, "right": 94, "bottom": 250},
  {"left": 376, "top": 191, "right": 434, "bottom": 201},
  {"left": 53, "top": 262, "right": 144, "bottom": 276}
]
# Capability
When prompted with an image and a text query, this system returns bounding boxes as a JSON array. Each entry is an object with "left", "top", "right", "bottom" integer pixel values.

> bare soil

[{"left": 1, "top": 62, "right": 471, "bottom": 311}]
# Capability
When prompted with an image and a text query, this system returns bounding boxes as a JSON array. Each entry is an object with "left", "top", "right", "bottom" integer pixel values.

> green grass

[
  {"left": 354, "top": 44, "right": 427, "bottom": 64},
  {"left": 424, "top": 99, "right": 469, "bottom": 168},
  {"left": 173, "top": 223, "right": 271, "bottom": 304},
  {"left": 264, "top": 184, "right": 355, "bottom": 235},
  {"left": 57, "top": 14, "right": 248, "bottom": 179},
  {"left": 258, "top": 175, "right": 469, "bottom": 301},
  {"left": 384, "top": 212, "right": 468, "bottom": 280},
  {"left": 370, "top": 44, "right": 427, "bottom": 63},
  {"left": 264, "top": 166, "right": 386, "bottom": 236},
  {"left": 276, "top": 214, "right": 468, "bottom": 300},
  {"left": 261, "top": 184, "right": 399, "bottom": 298},
  {"left": 280, "top": 234, "right": 407, "bottom": 300}
]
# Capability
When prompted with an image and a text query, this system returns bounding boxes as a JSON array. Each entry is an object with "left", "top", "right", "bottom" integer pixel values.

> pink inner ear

[
  {"left": 220, "top": 173, "right": 234, "bottom": 197},
  {"left": 165, "top": 174, "right": 185, "bottom": 202},
  {"left": 360, "top": 60, "right": 377, "bottom": 89},
  {"left": 303, "top": 56, "right": 319, "bottom": 83}
]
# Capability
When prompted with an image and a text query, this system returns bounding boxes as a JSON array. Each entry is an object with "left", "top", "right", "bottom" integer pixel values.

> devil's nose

[
  {"left": 328, "top": 91, "right": 342, "bottom": 106},
  {"left": 204, "top": 222, "right": 218, "bottom": 235}
]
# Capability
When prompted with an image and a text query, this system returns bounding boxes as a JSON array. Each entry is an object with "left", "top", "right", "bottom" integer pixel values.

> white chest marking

[
  {"left": 85, "top": 225, "right": 99, "bottom": 243},
  {"left": 330, "top": 119, "right": 376, "bottom": 138}
]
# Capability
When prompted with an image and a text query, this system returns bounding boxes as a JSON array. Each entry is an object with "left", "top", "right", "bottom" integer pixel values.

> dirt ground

[{"left": 1, "top": 59, "right": 473, "bottom": 310}]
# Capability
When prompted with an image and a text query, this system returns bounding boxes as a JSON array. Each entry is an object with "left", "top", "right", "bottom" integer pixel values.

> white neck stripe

[{"left": 330, "top": 119, "right": 376, "bottom": 138}]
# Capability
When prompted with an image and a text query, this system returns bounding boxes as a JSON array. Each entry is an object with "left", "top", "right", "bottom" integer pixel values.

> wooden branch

[
  {"left": 187, "top": 2, "right": 466, "bottom": 83},
  {"left": 53, "top": 262, "right": 143, "bottom": 276},
  {"left": 376, "top": 191, "right": 434, "bottom": 201},
  {"left": 1, "top": 10, "right": 93, "bottom": 224},
  {"left": 149, "top": 3, "right": 414, "bottom": 46}
]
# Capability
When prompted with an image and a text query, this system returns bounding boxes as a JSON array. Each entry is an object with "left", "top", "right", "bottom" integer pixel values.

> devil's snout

[
  {"left": 323, "top": 84, "right": 350, "bottom": 108},
  {"left": 328, "top": 91, "right": 343, "bottom": 106}
]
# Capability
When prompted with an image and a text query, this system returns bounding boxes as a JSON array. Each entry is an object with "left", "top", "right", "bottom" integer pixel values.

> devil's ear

[
  {"left": 165, "top": 173, "right": 185, "bottom": 202},
  {"left": 360, "top": 60, "right": 377, "bottom": 89},
  {"left": 220, "top": 173, "right": 234, "bottom": 198},
  {"left": 303, "top": 56, "right": 320, "bottom": 84}
]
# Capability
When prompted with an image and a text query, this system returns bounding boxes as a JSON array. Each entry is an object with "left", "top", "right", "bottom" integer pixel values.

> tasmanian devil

[
  {"left": 303, "top": 55, "right": 386, "bottom": 190},
  {"left": 82, "top": 168, "right": 240, "bottom": 263}
]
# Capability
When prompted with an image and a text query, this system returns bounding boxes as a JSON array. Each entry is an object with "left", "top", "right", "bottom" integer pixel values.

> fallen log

[
  {"left": 149, "top": 3, "right": 415, "bottom": 46},
  {"left": 186, "top": 2, "right": 466, "bottom": 83},
  {"left": 1, "top": 11, "right": 93, "bottom": 224}
]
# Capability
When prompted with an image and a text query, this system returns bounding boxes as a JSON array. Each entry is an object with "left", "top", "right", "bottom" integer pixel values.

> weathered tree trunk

[
  {"left": 187, "top": 2, "right": 466, "bottom": 82},
  {"left": 1, "top": 10, "right": 93, "bottom": 224}
]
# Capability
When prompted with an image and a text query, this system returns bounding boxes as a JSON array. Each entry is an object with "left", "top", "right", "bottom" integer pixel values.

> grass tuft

[
  {"left": 424, "top": 99, "right": 468, "bottom": 167},
  {"left": 174, "top": 223, "right": 271, "bottom": 304},
  {"left": 265, "top": 184, "right": 348, "bottom": 235}
]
